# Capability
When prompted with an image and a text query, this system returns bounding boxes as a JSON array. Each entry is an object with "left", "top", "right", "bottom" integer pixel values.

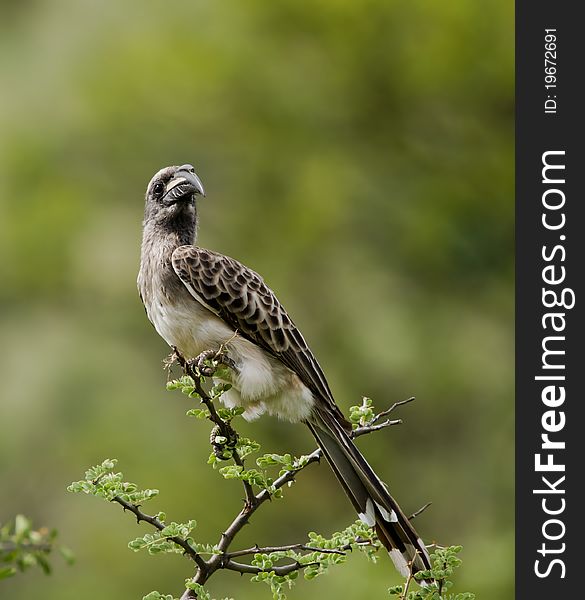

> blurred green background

[{"left": 0, "top": 0, "right": 513, "bottom": 598}]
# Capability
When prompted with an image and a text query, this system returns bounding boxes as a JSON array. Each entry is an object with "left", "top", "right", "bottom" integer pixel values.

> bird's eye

[{"left": 152, "top": 181, "right": 165, "bottom": 197}]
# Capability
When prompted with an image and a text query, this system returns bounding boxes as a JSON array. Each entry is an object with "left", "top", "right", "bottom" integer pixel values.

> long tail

[{"left": 306, "top": 411, "right": 431, "bottom": 580}]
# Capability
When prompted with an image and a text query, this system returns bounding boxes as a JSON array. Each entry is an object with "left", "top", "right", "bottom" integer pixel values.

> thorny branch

[
  {"left": 223, "top": 559, "right": 318, "bottom": 577},
  {"left": 111, "top": 495, "right": 208, "bottom": 573},
  {"left": 121, "top": 347, "right": 426, "bottom": 599},
  {"left": 226, "top": 544, "right": 346, "bottom": 559},
  {"left": 171, "top": 346, "right": 257, "bottom": 509}
]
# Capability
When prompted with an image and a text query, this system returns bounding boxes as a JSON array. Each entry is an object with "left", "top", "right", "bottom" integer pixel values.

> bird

[{"left": 137, "top": 164, "right": 432, "bottom": 581}]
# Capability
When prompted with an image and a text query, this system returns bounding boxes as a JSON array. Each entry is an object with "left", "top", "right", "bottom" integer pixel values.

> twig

[
  {"left": 172, "top": 347, "right": 257, "bottom": 509},
  {"left": 409, "top": 502, "right": 432, "bottom": 521},
  {"left": 112, "top": 495, "right": 208, "bottom": 573},
  {"left": 352, "top": 419, "right": 403, "bottom": 438},
  {"left": 224, "top": 558, "right": 318, "bottom": 576},
  {"left": 400, "top": 562, "right": 415, "bottom": 600},
  {"left": 400, "top": 543, "right": 430, "bottom": 600},
  {"left": 259, "top": 448, "right": 322, "bottom": 498},
  {"left": 227, "top": 543, "right": 346, "bottom": 559},
  {"left": 371, "top": 397, "right": 415, "bottom": 424}
]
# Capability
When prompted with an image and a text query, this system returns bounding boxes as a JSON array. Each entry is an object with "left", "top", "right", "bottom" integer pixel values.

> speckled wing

[{"left": 172, "top": 246, "right": 338, "bottom": 413}]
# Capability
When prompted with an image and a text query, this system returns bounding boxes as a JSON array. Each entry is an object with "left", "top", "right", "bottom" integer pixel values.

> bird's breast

[
  {"left": 138, "top": 259, "right": 315, "bottom": 423},
  {"left": 147, "top": 290, "right": 234, "bottom": 359}
]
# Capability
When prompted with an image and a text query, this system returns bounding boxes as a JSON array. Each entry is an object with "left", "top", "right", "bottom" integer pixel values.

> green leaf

[
  {"left": 349, "top": 397, "right": 376, "bottom": 427},
  {"left": 185, "top": 580, "right": 211, "bottom": 600},
  {"left": 14, "top": 515, "right": 31, "bottom": 539},
  {"left": 161, "top": 523, "right": 180, "bottom": 537},
  {"left": 58, "top": 546, "right": 75, "bottom": 565},
  {"left": 186, "top": 408, "right": 210, "bottom": 419},
  {"left": 236, "top": 437, "right": 261, "bottom": 459},
  {"left": 219, "top": 465, "right": 244, "bottom": 479},
  {"left": 210, "top": 382, "right": 232, "bottom": 399},
  {"left": 167, "top": 376, "right": 200, "bottom": 398},
  {"left": 0, "top": 567, "right": 16, "bottom": 580},
  {"left": 143, "top": 592, "right": 177, "bottom": 600}
]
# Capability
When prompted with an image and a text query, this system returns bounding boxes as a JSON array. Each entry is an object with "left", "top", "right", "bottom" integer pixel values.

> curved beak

[{"left": 165, "top": 167, "right": 206, "bottom": 201}]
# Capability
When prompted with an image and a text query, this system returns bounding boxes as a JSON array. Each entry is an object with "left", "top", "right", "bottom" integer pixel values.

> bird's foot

[
  {"left": 186, "top": 350, "right": 217, "bottom": 377},
  {"left": 186, "top": 349, "right": 238, "bottom": 377}
]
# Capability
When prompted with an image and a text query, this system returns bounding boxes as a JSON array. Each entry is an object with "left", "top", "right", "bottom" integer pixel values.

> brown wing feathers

[{"left": 172, "top": 246, "right": 339, "bottom": 413}]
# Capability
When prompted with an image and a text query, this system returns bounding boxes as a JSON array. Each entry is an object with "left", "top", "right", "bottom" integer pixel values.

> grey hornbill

[{"left": 137, "top": 164, "right": 431, "bottom": 581}]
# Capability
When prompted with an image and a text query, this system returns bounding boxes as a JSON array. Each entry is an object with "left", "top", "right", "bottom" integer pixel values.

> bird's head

[{"left": 143, "top": 164, "right": 206, "bottom": 230}]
